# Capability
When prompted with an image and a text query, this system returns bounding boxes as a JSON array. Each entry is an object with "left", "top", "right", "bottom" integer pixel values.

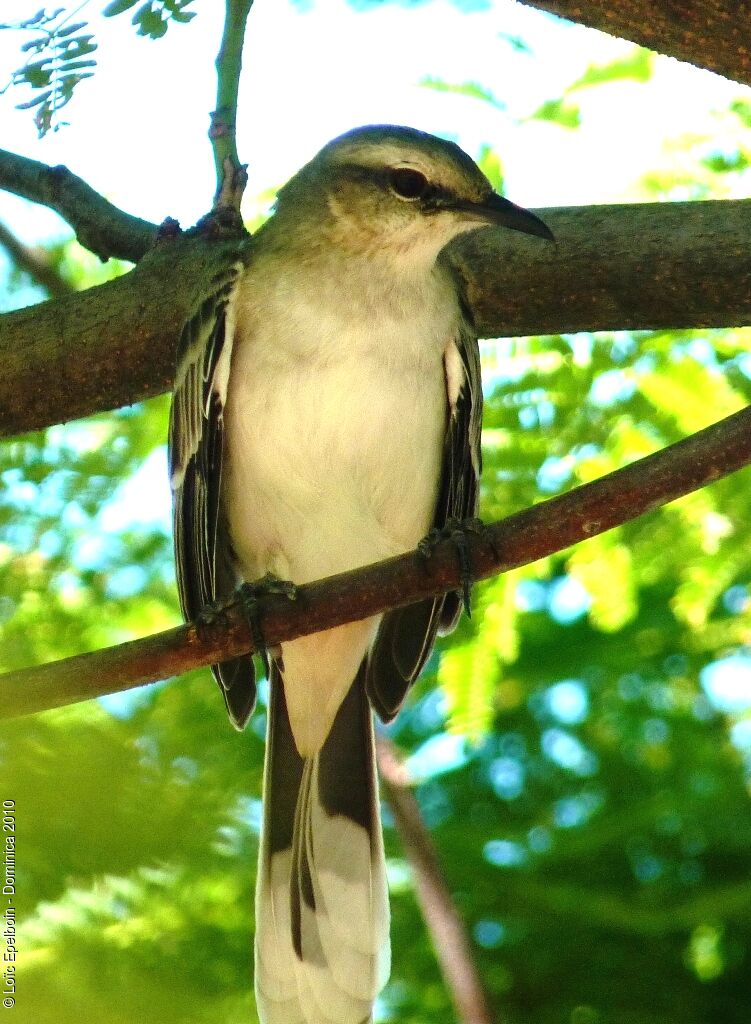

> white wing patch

[
  {"left": 443, "top": 337, "right": 466, "bottom": 415},
  {"left": 169, "top": 265, "right": 242, "bottom": 492}
]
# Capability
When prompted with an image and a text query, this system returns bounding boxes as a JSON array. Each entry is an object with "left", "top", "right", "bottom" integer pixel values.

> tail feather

[{"left": 255, "top": 665, "right": 390, "bottom": 1024}]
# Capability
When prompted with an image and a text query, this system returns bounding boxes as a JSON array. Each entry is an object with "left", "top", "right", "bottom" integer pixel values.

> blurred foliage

[
  {"left": 3, "top": 29, "right": 751, "bottom": 1024},
  {"left": 1, "top": 1, "right": 196, "bottom": 135},
  {"left": 0, "top": 7, "right": 97, "bottom": 136}
]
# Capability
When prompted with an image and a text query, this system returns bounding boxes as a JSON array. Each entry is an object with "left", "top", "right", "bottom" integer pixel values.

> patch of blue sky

[
  {"left": 553, "top": 788, "right": 604, "bottom": 829},
  {"left": 536, "top": 454, "right": 575, "bottom": 492},
  {"left": 737, "top": 352, "right": 751, "bottom": 380},
  {"left": 545, "top": 679, "right": 589, "bottom": 723},
  {"left": 700, "top": 654, "right": 751, "bottom": 713},
  {"left": 542, "top": 727, "right": 598, "bottom": 776},
  {"left": 474, "top": 919, "right": 506, "bottom": 948},
  {"left": 405, "top": 732, "right": 468, "bottom": 781},
  {"left": 589, "top": 368, "right": 636, "bottom": 407},
  {"left": 484, "top": 838, "right": 527, "bottom": 867},
  {"left": 489, "top": 755, "right": 524, "bottom": 800},
  {"left": 548, "top": 574, "right": 591, "bottom": 623},
  {"left": 515, "top": 577, "right": 547, "bottom": 612},
  {"left": 98, "top": 446, "right": 172, "bottom": 534},
  {"left": 98, "top": 681, "right": 166, "bottom": 719}
]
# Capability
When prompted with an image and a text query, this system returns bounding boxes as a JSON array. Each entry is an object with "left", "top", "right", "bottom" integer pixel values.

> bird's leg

[
  {"left": 238, "top": 573, "right": 298, "bottom": 676},
  {"left": 418, "top": 517, "right": 489, "bottom": 617}
]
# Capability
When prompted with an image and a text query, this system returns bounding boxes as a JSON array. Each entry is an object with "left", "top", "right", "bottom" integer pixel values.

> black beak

[{"left": 452, "top": 193, "right": 554, "bottom": 242}]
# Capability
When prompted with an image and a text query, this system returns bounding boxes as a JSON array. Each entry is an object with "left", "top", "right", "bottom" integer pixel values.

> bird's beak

[{"left": 453, "top": 193, "right": 554, "bottom": 242}]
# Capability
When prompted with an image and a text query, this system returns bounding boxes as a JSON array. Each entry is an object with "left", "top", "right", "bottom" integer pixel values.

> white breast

[{"left": 222, "top": 251, "right": 463, "bottom": 754}]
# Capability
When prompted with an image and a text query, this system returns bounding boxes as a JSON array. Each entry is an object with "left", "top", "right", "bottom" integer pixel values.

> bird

[{"left": 168, "top": 124, "right": 552, "bottom": 1024}]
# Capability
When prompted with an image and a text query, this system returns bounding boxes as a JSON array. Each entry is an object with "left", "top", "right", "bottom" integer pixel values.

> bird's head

[{"left": 274, "top": 124, "right": 552, "bottom": 266}]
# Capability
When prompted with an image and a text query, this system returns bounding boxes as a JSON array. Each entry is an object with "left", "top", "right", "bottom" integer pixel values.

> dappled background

[{"left": 2, "top": 2, "right": 751, "bottom": 1022}]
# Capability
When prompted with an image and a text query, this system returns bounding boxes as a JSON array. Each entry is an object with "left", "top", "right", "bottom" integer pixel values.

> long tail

[{"left": 255, "top": 664, "right": 390, "bottom": 1024}]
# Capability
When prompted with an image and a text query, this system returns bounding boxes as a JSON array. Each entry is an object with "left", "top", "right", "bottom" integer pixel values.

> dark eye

[{"left": 389, "top": 168, "right": 429, "bottom": 200}]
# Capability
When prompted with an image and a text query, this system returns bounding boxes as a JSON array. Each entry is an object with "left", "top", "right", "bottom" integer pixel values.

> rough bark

[
  {"left": 0, "top": 148, "right": 157, "bottom": 262},
  {"left": 2, "top": 199, "right": 751, "bottom": 437},
  {"left": 0, "top": 233, "right": 248, "bottom": 436}
]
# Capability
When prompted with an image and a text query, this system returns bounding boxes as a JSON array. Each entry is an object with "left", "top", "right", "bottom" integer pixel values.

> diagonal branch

[
  {"left": 0, "top": 219, "right": 73, "bottom": 298},
  {"left": 2, "top": 401, "right": 750, "bottom": 720},
  {"left": 378, "top": 737, "right": 495, "bottom": 1024},
  {"left": 0, "top": 147, "right": 158, "bottom": 263}
]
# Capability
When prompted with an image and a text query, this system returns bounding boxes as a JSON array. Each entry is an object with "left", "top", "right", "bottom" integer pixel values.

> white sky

[{"left": 1, "top": 0, "right": 750, "bottom": 242}]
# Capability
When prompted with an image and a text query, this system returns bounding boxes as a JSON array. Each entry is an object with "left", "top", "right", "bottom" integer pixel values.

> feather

[
  {"left": 255, "top": 667, "right": 388, "bottom": 1024},
  {"left": 168, "top": 260, "right": 257, "bottom": 728},
  {"left": 366, "top": 312, "right": 483, "bottom": 718}
]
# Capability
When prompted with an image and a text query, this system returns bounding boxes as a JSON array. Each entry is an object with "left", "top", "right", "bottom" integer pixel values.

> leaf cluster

[{"left": 1, "top": 1, "right": 197, "bottom": 135}]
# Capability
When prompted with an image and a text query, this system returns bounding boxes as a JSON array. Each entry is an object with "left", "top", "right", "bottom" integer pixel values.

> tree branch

[
  {"left": 2, "top": 402, "right": 750, "bottom": 719},
  {"left": 0, "top": 232, "right": 248, "bottom": 436},
  {"left": 2, "top": 197, "right": 751, "bottom": 437},
  {"left": 0, "top": 219, "right": 73, "bottom": 299},
  {"left": 378, "top": 738, "right": 495, "bottom": 1024},
  {"left": 0, "top": 147, "right": 157, "bottom": 263},
  {"left": 520, "top": 0, "right": 751, "bottom": 89},
  {"left": 210, "top": 0, "right": 253, "bottom": 210}
]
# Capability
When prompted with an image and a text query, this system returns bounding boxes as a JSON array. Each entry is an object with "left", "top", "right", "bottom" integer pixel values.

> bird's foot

[
  {"left": 418, "top": 517, "right": 487, "bottom": 617},
  {"left": 239, "top": 573, "right": 298, "bottom": 676},
  {"left": 195, "top": 593, "right": 235, "bottom": 642}
]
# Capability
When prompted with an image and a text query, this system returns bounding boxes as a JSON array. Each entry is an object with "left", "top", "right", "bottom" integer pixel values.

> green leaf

[
  {"left": 418, "top": 76, "right": 504, "bottom": 108},
  {"left": 568, "top": 48, "right": 653, "bottom": 92},
  {"left": 104, "top": 0, "right": 140, "bottom": 15},
  {"left": 529, "top": 98, "right": 581, "bottom": 129}
]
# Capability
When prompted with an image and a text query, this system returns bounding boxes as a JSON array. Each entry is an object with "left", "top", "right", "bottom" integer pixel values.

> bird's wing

[
  {"left": 366, "top": 312, "right": 482, "bottom": 721},
  {"left": 168, "top": 261, "right": 257, "bottom": 729}
]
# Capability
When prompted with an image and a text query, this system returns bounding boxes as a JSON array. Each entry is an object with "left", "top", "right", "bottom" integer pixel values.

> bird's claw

[
  {"left": 239, "top": 573, "right": 298, "bottom": 676},
  {"left": 418, "top": 517, "right": 486, "bottom": 617}
]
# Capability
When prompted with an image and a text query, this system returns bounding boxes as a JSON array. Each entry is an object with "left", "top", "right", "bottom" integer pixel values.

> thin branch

[
  {"left": 210, "top": 0, "right": 253, "bottom": 210},
  {"left": 3, "top": 197, "right": 751, "bottom": 437},
  {"left": 0, "top": 219, "right": 73, "bottom": 298},
  {"left": 498, "top": 875, "right": 751, "bottom": 936},
  {"left": 2, "top": 402, "right": 750, "bottom": 720},
  {"left": 519, "top": 0, "right": 751, "bottom": 89},
  {"left": 378, "top": 737, "right": 495, "bottom": 1024},
  {"left": 0, "top": 147, "right": 157, "bottom": 262}
]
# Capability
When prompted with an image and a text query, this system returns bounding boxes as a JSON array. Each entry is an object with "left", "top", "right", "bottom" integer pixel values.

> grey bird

[{"left": 168, "top": 125, "right": 551, "bottom": 1024}]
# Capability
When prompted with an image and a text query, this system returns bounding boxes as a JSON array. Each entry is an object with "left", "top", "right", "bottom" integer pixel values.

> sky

[{"left": 1, "top": 0, "right": 750, "bottom": 242}]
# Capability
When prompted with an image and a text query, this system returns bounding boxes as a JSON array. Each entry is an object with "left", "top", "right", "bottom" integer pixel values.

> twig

[
  {"left": 210, "top": 0, "right": 253, "bottom": 210},
  {"left": 1, "top": 401, "right": 750, "bottom": 719},
  {"left": 0, "top": 220, "right": 73, "bottom": 298},
  {"left": 377, "top": 737, "right": 496, "bottom": 1024},
  {"left": 0, "top": 147, "right": 157, "bottom": 262}
]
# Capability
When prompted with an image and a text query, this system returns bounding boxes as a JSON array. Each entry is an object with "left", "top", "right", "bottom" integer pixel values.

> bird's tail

[{"left": 255, "top": 664, "right": 390, "bottom": 1024}]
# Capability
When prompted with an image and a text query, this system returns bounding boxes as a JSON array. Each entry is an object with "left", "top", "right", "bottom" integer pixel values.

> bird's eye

[{"left": 389, "top": 168, "right": 430, "bottom": 200}]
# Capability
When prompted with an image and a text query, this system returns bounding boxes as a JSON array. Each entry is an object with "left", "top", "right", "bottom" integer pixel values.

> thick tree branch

[
  {"left": 378, "top": 738, "right": 495, "bottom": 1024},
  {"left": 520, "top": 0, "right": 751, "bottom": 89},
  {"left": 0, "top": 148, "right": 157, "bottom": 263},
  {"left": 2, "top": 198, "right": 751, "bottom": 437},
  {"left": 2, "top": 402, "right": 750, "bottom": 719},
  {"left": 0, "top": 232, "right": 248, "bottom": 436}
]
